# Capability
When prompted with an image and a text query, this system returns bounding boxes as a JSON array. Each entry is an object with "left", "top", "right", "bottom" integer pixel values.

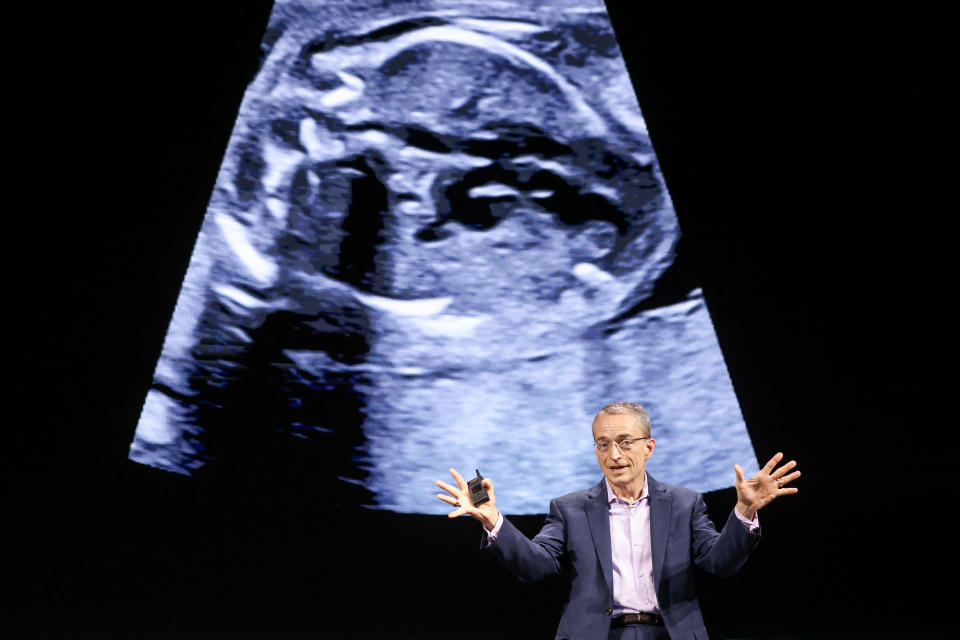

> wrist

[
  {"left": 481, "top": 510, "right": 500, "bottom": 531},
  {"left": 736, "top": 502, "right": 756, "bottom": 520}
]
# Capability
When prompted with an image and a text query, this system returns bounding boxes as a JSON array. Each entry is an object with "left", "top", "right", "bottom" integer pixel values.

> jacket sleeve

[
  {"left": 690, "top": 494, "right": 761, "bottom": 577},
  {"left": 483, "top": 499, "right": 567, "bottom": 583}
]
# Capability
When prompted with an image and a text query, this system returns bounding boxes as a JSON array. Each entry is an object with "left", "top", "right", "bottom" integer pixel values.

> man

[{"left": 436, "top": 401, "right": 800, "bottom": 640}]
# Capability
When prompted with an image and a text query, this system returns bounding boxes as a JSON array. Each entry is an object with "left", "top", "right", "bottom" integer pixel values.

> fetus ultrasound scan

[{"left": 129, "top": 0, "right": 758, "bottom": 514}]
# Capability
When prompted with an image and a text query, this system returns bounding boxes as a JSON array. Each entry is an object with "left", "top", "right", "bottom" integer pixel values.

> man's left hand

[{"left": 734, "top": 452, "right": 800, "bottom": 519}]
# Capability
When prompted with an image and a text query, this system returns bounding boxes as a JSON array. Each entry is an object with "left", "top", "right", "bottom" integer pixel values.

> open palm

[{"left": 735, "top": 452, "right": 800, "bottom": 518}]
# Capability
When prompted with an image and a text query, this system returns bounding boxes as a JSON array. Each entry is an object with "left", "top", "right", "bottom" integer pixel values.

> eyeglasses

[{"left": 594, "top": 437, "right": 649, "bottom": 454}]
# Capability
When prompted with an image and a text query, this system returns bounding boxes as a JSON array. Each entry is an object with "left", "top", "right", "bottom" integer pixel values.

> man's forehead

[{"left": 592, "top": 413, "right": 643, "bottom": 436}]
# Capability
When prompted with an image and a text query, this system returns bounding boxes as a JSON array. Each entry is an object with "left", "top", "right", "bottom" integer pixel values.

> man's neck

[{"left": 607, "top": 475, "right": 646, "bottom": 504}]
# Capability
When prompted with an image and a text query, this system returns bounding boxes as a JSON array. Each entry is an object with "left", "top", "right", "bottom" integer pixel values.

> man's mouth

[{"left": 609, "top": 465, "right": 628, "bottom": 472}]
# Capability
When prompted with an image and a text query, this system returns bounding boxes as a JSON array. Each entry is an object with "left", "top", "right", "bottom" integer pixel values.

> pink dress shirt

[{"left": 606, "top": 476, "right": 659, "bottom": 614}]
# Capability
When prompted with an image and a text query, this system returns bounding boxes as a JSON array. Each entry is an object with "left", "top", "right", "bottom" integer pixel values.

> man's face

[{"left": 593, "top": 413, "right": 655, "bottom": 491}]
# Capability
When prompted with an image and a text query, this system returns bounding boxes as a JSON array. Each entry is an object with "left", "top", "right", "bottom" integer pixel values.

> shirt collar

[{"left": 605, "top": 473, "right": 649, "bottom": 506}]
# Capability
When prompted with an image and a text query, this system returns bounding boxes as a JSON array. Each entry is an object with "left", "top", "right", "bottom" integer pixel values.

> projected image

[{"left": 130, "top": 0, "right": 757, "bottom": 514}]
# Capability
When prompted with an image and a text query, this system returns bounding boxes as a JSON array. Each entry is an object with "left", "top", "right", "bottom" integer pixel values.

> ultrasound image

[{"left": 129, "top": 0, "right": 758, "bottom": 514}]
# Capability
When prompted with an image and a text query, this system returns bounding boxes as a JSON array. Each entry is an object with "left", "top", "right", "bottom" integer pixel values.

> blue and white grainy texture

[{"left": 129, "top": 0, "right": 758, "bottom": 514}]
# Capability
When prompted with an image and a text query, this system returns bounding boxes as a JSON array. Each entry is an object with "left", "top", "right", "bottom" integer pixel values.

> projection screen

[{"left": 129, "top": 0, "right": 758, "bottom": 514}]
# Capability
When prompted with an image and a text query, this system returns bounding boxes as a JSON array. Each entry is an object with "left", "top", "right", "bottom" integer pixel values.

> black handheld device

[{"left": 467, "top": 469, "right": 490, "bottom": 506}]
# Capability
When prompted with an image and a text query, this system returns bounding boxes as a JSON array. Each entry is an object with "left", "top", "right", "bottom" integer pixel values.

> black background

[{"left": 9, "top": 2, "right": 953, "bottom": 638}]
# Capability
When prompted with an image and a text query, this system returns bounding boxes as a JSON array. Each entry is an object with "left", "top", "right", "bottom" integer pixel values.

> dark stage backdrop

[{"left": 10, "top": 2, "right": 951, "bottom": 638}]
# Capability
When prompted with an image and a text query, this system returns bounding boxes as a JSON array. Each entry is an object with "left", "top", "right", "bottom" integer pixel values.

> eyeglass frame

[{"left": 593, "top": 437, "right": 650, "bottom": 454}]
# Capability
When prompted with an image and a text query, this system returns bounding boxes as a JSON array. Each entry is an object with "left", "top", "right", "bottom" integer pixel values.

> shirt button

[{"left": 605, "top": 609, "right": 612, "bottom": 616}]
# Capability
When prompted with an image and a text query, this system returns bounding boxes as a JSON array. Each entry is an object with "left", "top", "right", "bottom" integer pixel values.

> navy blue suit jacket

[{"left": 484, "top": 475, "right": 760, "bottom": 640}]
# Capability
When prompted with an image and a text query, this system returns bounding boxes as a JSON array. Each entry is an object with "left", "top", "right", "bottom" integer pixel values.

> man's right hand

[{"left": 436, "top": 468, "right": 500, "bottom": 530}]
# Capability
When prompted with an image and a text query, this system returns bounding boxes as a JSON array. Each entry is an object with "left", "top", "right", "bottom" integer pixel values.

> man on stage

[{"left": 436, "top": 401, "right": 800, "bottom": 640}]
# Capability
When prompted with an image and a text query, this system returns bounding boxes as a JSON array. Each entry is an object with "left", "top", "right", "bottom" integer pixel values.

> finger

[
  {"left": 734, "top": 464, "right": 745, "bottom": 484},
  {"left": 447, "top": 507, "right": 467, "bottom": 518},
  {"left": 435, "top": 480, "right": 462, "bottom": 497},
  {"left": 483, "top": 478, "right": 496, "bottom": 503},
  {"left": 437, "top": 493, "right": 459, "bottom": 506},
  {"left": 772, "top": 460, "right": 797, "bottom": 479},
  {"left": 762, "top": 452, "right": 784, "bottom": 473},
  {"left": 777, "top": 487, "right": 799, "bottom": 496},
  {"left": 449, "top": 468, "right": 469, "bottom": 491},
  {"left": 778, "top": 470, "right": 802, "bottom": 486}
]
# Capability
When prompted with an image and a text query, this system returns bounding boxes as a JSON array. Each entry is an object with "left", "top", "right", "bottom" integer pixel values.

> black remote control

[{"left": 467, "top": 469, "right": 490, "bottom": 506}]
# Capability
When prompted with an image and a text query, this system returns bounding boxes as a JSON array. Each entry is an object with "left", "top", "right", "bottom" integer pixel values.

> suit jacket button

[{"left": 605, "top": 609, "right": 612, "bottom": 616}]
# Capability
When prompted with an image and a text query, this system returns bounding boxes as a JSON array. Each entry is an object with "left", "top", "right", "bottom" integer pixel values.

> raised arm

[
  {"left": 436, "top": 467, "right": 565, "bottom": 582},
  {"left": 693, "top": 452, "right": 801, "bottom": 576}
]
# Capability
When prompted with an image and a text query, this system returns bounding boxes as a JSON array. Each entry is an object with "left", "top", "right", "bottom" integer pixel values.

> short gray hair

[{"left": 592, "top": 401, "right": 651, "bottom": 437}]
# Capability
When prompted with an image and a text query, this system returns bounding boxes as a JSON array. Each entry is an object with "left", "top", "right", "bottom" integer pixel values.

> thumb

[{"left": 734, "top": 464, "right": 745, "bottom": 485}]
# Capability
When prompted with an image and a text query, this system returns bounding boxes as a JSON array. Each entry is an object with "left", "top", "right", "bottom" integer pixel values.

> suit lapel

[
  {"left": 585, "top": 479, "right": 613, "bottom": 594},
  {"left": 647, "top": 474, "right": 672, "bottom": 589}
]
